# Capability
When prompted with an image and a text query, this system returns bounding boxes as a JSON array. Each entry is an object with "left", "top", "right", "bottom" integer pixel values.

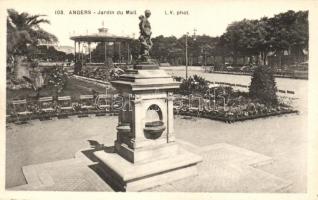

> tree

[
  {"left": 253, "top": 17, "right": 275, "bottom": 65},
  {"left": 249, "top": 66, "right": 277, "bottom": 105},
  {"left": 218, "top": 10, "right": 308, "bottom": 66},
  {"left": 268, "top": 10, "right": 308, "bottom": 63},
  {"left": 7, "top": 9, "right": 57, "bottom": 79},
  {"left": 219, "top": 21, "right": 243, "bottom": 65}
]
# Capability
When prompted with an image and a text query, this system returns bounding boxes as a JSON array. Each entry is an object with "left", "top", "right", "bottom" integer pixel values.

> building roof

[
  {"left": 56, "top": 46, "right": 74, "bottom": 54},
  {"left": 70, "top": 27, "right": 133, "bottom": 42}
]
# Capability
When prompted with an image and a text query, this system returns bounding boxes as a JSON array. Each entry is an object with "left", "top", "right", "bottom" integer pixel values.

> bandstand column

[
  {"left": 113, "top": 42, "right": 116, "bottom": 63},
  {"left": 77, "top": 42, "right": 79, "bottom": 62},
  {"left": 74, "top": 40, "right": 77, "bottom": 63},
  {"left": 104, "top": 41, "right": 107, "bottom": 64},
  {"left": 127, "top": 42, "right": 130, "bottom": 64},
  {"left": 118, "top": 41, "right": 121, "bottom": 63},
  {"left": 78, "top": 42, "right": 81, "bottom": 63},
  {"left": 80, "top": 42, "right": 83, "bottom": 63},
  {"left": 88, "top": 42, "right": 91, "bottom": 63}
]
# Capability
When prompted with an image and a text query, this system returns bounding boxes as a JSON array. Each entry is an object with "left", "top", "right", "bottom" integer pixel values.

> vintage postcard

[{"left": 0, "top": 0, "right": 317, "bottom": 199}]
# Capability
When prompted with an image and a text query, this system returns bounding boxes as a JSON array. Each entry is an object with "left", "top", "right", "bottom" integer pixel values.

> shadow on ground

[
  {"left": 82, "top": 140, "right": 120, "bottom": 191},
  {"left": 82, "top": 140, "right": 115, "bottom": 162}
]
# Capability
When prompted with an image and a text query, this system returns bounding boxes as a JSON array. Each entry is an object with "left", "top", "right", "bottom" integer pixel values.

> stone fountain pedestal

[{"left": 93, "top": 63, "right": 202, "bottom": 191}]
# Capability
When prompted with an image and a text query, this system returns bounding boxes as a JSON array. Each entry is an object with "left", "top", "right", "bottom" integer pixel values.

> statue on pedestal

[
  {"left": 93, "top": 9, "right": 201, "bottom": 192},
  {"left": 138, "top": 10, "right": 153, "bottom": 62}
]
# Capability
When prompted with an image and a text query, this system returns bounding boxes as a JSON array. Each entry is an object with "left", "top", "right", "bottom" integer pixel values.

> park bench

[
  {"left": 6, "top": 102, "right": 15, "bottom": 123},
  {"left": 12, "top": 99, "right": 32, "bottom": 124},
  {"left": 79, "top": 95, "right": 95, "bottom": 117},
  {"left": 188, "top": 95, "right": 204, "bottom": 117},
  {"left": 201, "top": 98, "right": 214, "bottom": 112},
  {"left": 278, "top": 89, "right": 286, "bottom": 94},
  {"left": 79, "top": 95, "right": 95, "bottom": 110},
  {"left": 38, "top": 96, "right": 55, "bottom": 120},
  {"left": 95, "top": 94, "right": 112, "bottom": 116},
  {"left": 110, "top": 94, "right": 122, "bottom": 115},
  {"left": 57, "top": 96, "right": 73, "bottom": 118},
  {"left": 178, "top": 96, "right": 191, "bottom": 111},
  {"left": 173, "top": 95, "right": 185, "bottom": 115}
]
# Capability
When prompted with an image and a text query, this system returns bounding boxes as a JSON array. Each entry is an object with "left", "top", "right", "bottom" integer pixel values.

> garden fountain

[{"left": 93, "top": 9, "right": 202, "bottom": 191}]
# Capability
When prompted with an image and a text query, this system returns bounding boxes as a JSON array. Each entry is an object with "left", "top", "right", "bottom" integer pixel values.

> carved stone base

[
  {"left": 93, "top": 148, "right": 202, "bottom": 191},
  {"left": 134, "top": 62, "right": 158, "bottom": 70},
  {"left": 114, "top": 140, "right": 178, "bottom": 163}
]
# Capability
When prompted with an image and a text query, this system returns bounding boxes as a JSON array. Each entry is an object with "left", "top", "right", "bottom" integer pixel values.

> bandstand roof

[{"left": 70, "top": 27, "right": 133, "bottom": 43}]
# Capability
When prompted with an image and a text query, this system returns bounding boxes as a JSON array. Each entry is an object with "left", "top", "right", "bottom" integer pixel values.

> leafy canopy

[{"left": 7, "top": 9, "right": 58, "bottom": 57}]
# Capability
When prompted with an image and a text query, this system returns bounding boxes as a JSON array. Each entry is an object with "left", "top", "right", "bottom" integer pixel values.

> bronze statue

[{"left": 138, "top": 10, "right": 153, "bottom": 62}]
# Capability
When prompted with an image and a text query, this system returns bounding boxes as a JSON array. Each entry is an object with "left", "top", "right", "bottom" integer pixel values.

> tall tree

[
  {"left": 269, "top": 10, "right": 308, "bottom": 63},
  {"left": 7, "top": 9, "right": 57, "bottom": 78},
  {"left": 220, "top": 21, "right": 241, "bottom": 65},
  {"left": 218, "top": 10, "right": 308, "bottom": 66}
]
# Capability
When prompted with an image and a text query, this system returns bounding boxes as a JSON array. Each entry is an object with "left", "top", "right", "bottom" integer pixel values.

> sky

[{"left": 5, "top": 0, "right": 311, "bottom": 47}]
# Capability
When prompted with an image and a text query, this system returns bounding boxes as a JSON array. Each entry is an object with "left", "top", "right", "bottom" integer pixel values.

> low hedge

[
  {"left": 176, "top": 108, "right": 298, "bottom": 123},
  {"left": 6, "top": 109, "right": 119, "bottom": 124}
]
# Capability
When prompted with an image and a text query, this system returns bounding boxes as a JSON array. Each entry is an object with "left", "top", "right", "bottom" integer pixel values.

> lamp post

[
  {"left": 185, "top": 32, "right": 189, "bottom": 79},
  {"left": 219, "top": 95, "right": 226, "bottom": 111},
  {"left": 185, "top": 28, "right": 197, "bottom": 79},
  {"left": 210, "top": 87, "right": 217, "bottom": 110},
  {"left": 213, "top": 88, "right": 216, "bottom": 110}
]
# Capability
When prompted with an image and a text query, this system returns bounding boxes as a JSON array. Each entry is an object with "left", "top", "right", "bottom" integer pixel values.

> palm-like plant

[{"left": 7, "top": 9, "right": 58, "bottom": 79}]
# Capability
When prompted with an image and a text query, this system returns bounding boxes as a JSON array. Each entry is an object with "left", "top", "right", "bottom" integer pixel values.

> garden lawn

[{"left": 6, "top": 77, "right": 109, "bottom": 102}]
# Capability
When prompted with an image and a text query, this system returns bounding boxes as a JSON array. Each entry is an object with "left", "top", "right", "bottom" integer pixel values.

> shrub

[
  {"left": 110, "top": 67, "right": 125, "bottom": 80},
  {"left": 249, "top": 66, "right": 278, "bottom": 105},
  {"left": 172, "top": 76, "right": 183, "bottom": 82},
  {"left": 47, "top": 67, "right": 69, "bottom": 95},
  {"left": 179, "top": 75, "right": 209, "bottom": 96}
]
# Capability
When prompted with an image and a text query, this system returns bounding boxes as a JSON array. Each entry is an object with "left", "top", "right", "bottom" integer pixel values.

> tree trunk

[
  {"left": 263, "top": 52, "right": 268, "bottom": 66},
  {"left": 249, "top": 56, "right": 253, "bottom": 65},
  {"left": 35, "top": 88, "right": 41, "bottom": 100},
  {"left": 13, "top": 55, "right": 29, "bottom": 79},
  {"left": 222, "top": 55, "right": 225, "bottom": 66},
  {"left": 259, "top": 52, "right": 267, "bottom": 66},
  {"left": 233, "top": 52, "right": 238, "bottom": 65},
  {"left": 256, "top": 52, "right": 262, "bottom": 65}
]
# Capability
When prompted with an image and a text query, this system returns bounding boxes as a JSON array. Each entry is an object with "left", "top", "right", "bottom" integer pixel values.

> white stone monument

[{"left": 93, "top": 10, "right": 202, "bottom": 191}]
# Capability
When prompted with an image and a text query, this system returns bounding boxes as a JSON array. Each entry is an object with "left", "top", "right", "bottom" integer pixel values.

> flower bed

[
  {"left": 6, "top": 97, "right": 120, "bottom": 124},
  {"left": 7, "top": 93, "right": 298, "bottom": 124},
  {"left": 6, "top": 108, "right": 119, "bottom": 124},
  {"left": 173, "top": 74, "right": 298, "bottom": 123},
  {"left": 175, "top": 106, "right": 298, "bottom": 123}
]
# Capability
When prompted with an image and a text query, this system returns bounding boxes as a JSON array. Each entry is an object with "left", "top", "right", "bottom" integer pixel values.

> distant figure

[
  {"left": 91, "top": 89, "right": 99, "bottom": 99},
  {"left": 74, "top": 61, "right": 82, "bottom": 75}
]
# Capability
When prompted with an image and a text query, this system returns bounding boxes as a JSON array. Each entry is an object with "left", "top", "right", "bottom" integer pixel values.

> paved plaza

[
  {"left": 6, "top": 111, "right": 307, "bottom": 192},
  {"left": 6, "top": 69, "right": 308, "bottom": 192},
  {"left": 9, "top": 141, "right": 291, "bottom": 192}
]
